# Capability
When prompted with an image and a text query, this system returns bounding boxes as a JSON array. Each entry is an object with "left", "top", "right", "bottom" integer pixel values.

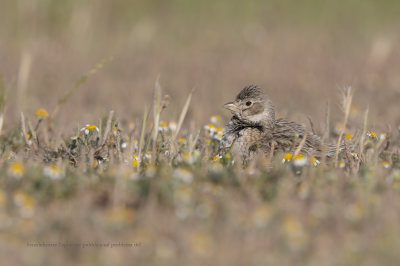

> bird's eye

[{"left": 245, "top": 101, "right": 252, "bottom": 106}]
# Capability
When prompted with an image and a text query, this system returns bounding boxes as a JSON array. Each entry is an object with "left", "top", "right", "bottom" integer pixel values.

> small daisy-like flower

[
  {"left": 13, "top": 191, "right": 35, "bottom": 218},
  {"left": 381, "top": 161, "right": 391, "bottom": 169},
  {"left": 121, "top": 141, "right": 128, "bottom": 149},
  {"left": 338, "top": 161, "right": 346, "bottom": 168},
  {"left": 213, "top": 155, "right": 221, "bottom": 162},
  {"left": 43, "top": 164, "right": 65, "bottom": 180},
  {"left": 169, "top": 121, "right": 177, "bottom": 132},
  {"left": 93, "top": 160, "right": 99, "bottom": 168},
  {"left": 204, "top": 124, "right": 216, "bottom": 136},
  {"left": 25, "top": 132, "right": 33, "bottom": 146},
  {"left": 80, "top": 124, "right": 99, "bottom": 135},
  {"left": 7, "top": 152, "right": 16, "bottom": 160},
  {"left": 311, "top": 157, "right": 320, "bottom": 166},
  {"left": 112, "top": 126, "right": 119, "bottom": 137},
  {"left": 246, "top": 167, "right": 257, "bottom": 175},
  {"left": 293, "top": 154, "right": 307, "bottom": 167},
  {"left": 178, "top": 138, "right": 186, "bottom": 144},
  {"left": 367, "top": 131, "right": 377, "bottom": 139},
  {"left": 282, "top": 153, "right": 293, "bottom": 163},
  {"left": 145, "top": 152, "right": 152, "bottom": 160},
  {"left": 215, "top": 131, "right": 223, "bottom": 141},
  {"left": 344, "top": 133, "right": 353, "bottom": 140},
  {"left": 212, "top": 127, "right": 223, "bottom": 141},
  {"left": 8, "top": 162, "right": 24, "bottom": 178},
  {"left": 159, "top": 121, "right": 168, "bottom": 132},
  {"left": 132, "top": 155, "right": 141, "bottom": 168},
  {"left": 173, "top": 167, "right": 194, "bottom": 184},
  {"left": 34, "top": 108, "right": 49, "bottom": 118},
  {"left": 210, "top": 115, "right": 222, "bottom": 125},
  {"left": 205, "top": 139, "right": 212, "bottom": 145},
  {"left": 352, "top": 152, "right": 359, "bottom": 160}
]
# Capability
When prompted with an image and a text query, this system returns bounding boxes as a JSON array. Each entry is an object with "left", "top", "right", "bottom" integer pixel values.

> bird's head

[{"left": 223, "top": 85, "right": 275, "bottom": 128}]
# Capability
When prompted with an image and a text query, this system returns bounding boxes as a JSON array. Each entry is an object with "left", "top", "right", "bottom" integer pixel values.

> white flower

[
  {"left": 43, "top": 164, "right": 65, "bottom": 180},
  {"left": 80, "top": 124, "right": 99, "bottom": 135},
  {"left": 173, "top": 168, "right": 194, "bottom": 184},
  {"left": 121, "top": 141, "right": 128, "bottom": 149},
  {"left": 169, "top": 121, "right": 177, "bottom": 132},
  {"left": 204, "top": 124, "right": 217, "bottom": 136},
  {"left": 311, "top": 157, "right": 320, "bottom": 167},
  {"left": 210, "top": 115, "right": 222, "bottom": 125},
  {"left": 159, "top": 121, "right": 168, "bottom": 132},
  {"left": 282, "top": 153, "right": 293, "bottom": 164},
  {"left": 292, "top": 155, "right": 307, "bottom": 167},
  {"left": 381, "top": 161, "right": 391, "bottom": 169}
]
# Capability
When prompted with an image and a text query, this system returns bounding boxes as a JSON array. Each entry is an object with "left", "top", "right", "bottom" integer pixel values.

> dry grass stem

[{"left": 334, "top": 87, "right": 353, "bottom": 166}]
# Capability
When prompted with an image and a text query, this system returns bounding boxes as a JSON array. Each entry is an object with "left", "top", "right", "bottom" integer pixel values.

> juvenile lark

[{"left": 219, "top": 85, "right": 339, "bottom": 162}]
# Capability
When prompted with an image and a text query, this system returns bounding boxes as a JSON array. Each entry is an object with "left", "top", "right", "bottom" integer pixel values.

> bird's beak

[{"left": 223, "top": 102, "right": 239, "bottom": 112}]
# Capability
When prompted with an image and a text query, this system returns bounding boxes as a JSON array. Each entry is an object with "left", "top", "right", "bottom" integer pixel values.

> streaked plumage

[{"left": 219, "top": 85, "right": 340, "bottom": 162}]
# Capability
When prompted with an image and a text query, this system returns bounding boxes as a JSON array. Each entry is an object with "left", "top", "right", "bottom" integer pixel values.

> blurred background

[
  {"left": 2, "top": 1, "right": 400, "bottom": 266},
  {"left": 1, "top": 0, "right": 400, "bottom": 131}
]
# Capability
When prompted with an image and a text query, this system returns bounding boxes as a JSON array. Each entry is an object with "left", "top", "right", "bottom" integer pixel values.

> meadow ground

[{"left": 1, "top": 1, "right": 400, "bottom": 265}]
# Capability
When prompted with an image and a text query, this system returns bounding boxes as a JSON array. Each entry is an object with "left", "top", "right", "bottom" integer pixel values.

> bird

[{"left": 219, "top": 85, "right": 340, "bottom": 163}]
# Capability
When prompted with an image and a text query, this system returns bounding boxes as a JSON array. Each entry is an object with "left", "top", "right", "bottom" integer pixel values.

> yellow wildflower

[
  {"left": 34, "top": 108, "right": 49, "bottom": 118},
  {"left": 81, "top": 124, "right": 99, "bottom": 135},
  {"left": 8, "top": 162, "right": 24, "bottom": 178},
  {"left": 132, "top": 155, "right": 140, "bottom": 168},
  {"left": 210, "top": 115, "right": 222, "bottom": 125},
  {"left": 13, "top": 191, "right": 35, "bottom": 218},
  {"left": 311, "top": 157, "right": 320, "bottom": 166},
  {"left": 43, "top": 164, "right": 65, "bottom": 180},
  {"left": 344, "top": 133, "right": 353, "bottom": 139},
  {"left": 159, "top": 121, "right": 168, "bottom": 132},
  {"left": 293, "top": 154, "right": 307, "bottom": 167},
  {"left": 367, "top": 131, "right": 377, "bottom": 138},
  {"left": 169, "top": 121, "right": 177, "bottom": 131},
  {"left": 173, "top": 167, "right": 194, "bottom": 184},
  {"left": 381, "top": 161, "right": 391, "bottom": 169},
  {"left": 282, "top": 153, "right": 293, "bottom": 163},
  {"left": 213, "top": 155, "right": 221, "bottom": 162}
]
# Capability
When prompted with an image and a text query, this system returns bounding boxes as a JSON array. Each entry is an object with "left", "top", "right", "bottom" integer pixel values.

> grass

[
  {"left": 1, "top": 1, "right": 400, "bottom": 265},
  {"left": 1, "top": 78, "right": 400, "bottom": 266}
]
